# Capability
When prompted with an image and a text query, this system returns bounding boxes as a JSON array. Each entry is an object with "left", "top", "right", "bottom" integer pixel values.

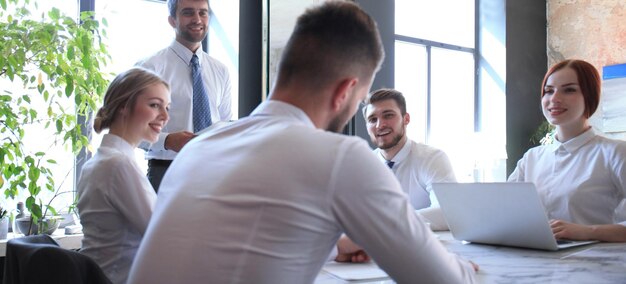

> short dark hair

[
  {"left": 167, "top": 0, "right": 210, "bottom": 18},
  {"left": 541, "top": 59, "right": 600, "bottom": 118},
  {"left": 362, "top": 88, "right": 407, "bottom": 117},
  {"left": 275, "top": 1, "right": 384, "bottom": 89}
]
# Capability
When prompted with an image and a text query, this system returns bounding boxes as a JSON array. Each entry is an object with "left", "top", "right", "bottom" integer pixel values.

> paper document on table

[
  {"left": 561, "top": 245, "right": 626, "bottom": 262},
  {"left": 322, "top": 261, "right": 389, "bottom": 281}
]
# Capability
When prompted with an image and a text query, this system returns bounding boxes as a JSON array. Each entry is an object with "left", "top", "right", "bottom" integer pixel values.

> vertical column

[
  {"left": 75, "top": 0, "right": 96, "bottom": 194},
  {"left": 238, "top": 0, "right": 265, "bottom": 117},
  {"left": 505, "top": 0, "right": 547, "bottom": 175},
  {"left": 353, "top": 0, "right": 395, "bottom": 143}
]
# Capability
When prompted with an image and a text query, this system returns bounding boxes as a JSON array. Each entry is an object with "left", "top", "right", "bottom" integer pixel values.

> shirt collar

[
  {"left": 169, "top": 40, "right": 204, "bottom": 66},
  {"left": 378, "top": 138, "right": 411, "bottom": 163},
  {"left": 391, "top": 138, "right": 411, "bottom": 163},
  {"left": 552, "top": 127, "right": 596, "bottom": 153},
  {"left": 100, "top": 133, "right": 135, "bottom": 158},
  {"left": 250, "top": 100, "right": 316, "bottom": 128}
]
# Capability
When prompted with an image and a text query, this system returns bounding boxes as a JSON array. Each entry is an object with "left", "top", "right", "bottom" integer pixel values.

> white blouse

[
  {"left": 77, "top": 134, "right": 156, "bottom": 284},
  {"left": 509, "top": 128, "right": 626, "bottom": 226}
]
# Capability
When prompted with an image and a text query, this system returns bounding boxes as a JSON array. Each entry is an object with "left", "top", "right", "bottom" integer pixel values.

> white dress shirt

[
  {"left": 77, "top": 134, "right": 157, "bottom": 284},
  {"left": 128, "top": 101, "right": 476, "bottom": 284},
  {"left": 138, "top": 40, "right": 232, "bottom": 160},
  {"left": 375, "top": 139, "right": 457, "bottom": 209},
  {"left": 508, "top": 128, "right": 626, "bottom": 226}
]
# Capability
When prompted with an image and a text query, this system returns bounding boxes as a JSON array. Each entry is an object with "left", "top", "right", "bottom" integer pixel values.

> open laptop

[{"left": 432, "top": 182, "right": 598, "bottom": 251}]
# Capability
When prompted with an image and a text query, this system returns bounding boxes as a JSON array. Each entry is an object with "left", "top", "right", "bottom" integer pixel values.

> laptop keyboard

[{"left": 556, "top": 239, "right": 573, "bottom": 245}]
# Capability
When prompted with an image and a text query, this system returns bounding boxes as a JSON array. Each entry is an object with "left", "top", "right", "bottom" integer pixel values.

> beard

[
  {"left": 327, "top": 114, "right": 349, "bottom": 133},
  {"left": 178, "top": 26, "right": 208, "bottom": 44},
  {"left": 373, "top": 126, "right": 405, "bottom": 150},
  {"left": 327, "top": 105, "right": 354, "bottom": 133}
]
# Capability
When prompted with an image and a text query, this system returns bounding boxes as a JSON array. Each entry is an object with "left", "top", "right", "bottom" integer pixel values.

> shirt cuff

[
  {"left": 153, "top": 132, "right": 169, "bottom": 151},
  {"left": 326, "top": 245, "right": 338, "bottom": 262}
]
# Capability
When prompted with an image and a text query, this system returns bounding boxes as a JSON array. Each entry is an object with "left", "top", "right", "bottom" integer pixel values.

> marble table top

[{"left": 316, "top": 232, "right": 626, "bottom": 283}]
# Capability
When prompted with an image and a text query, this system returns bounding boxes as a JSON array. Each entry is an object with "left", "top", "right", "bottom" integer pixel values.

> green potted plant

[
  {"left": 14, "top": 182, "right": 74, "bottom": 235},
  {"left": 0, "top": 0, "right": 110, "bottom": 234},
  {"left": 530, "top": 121, "right": 556, "bottom": 146}
]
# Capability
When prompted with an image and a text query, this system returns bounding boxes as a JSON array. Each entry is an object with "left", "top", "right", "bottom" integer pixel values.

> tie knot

[
  {"left": 190, "top": 54, "right": 199, "bottom": 67},
  {"left": 386, "top": 160, "right": 395, "bottom": 169}
]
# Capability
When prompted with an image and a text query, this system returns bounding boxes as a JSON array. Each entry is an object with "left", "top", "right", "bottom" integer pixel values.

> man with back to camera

[
  {"left": 363, "top": 88, "right": 457, "bottom": 230},
  {"left": 137, "top": 0, "right": 232, "bottom": 192},
  {"left": 127, "top": 2, "right": 477, "bottom": 283}
]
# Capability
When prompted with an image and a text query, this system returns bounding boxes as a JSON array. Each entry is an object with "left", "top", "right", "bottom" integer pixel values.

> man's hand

[
  {"left": 164, "top": 131, "right": 195, "bottom": 152},
  {"left": 335, "top": 235, "right": 370, "bottom": 263},
  {"left": 469, "top": 261, "right": 479, "bottom": 272}
]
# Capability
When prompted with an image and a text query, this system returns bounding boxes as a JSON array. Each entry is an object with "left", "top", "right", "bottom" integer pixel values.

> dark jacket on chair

[{"left": 2, "top": 234, "right": 111, "bottom": 284}]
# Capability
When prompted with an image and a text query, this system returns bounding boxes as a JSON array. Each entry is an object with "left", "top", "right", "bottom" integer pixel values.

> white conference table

[
  {"left": 315, "top": 232, "right": 626, "bottom": 283},
  {"left": 2, "top": 230, "right": 625, "bottom": 283}
]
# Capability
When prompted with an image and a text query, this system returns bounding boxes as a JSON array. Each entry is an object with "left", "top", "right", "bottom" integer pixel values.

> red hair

[{"left": 541, "top": 59, "right": 601, "bottom": 118}]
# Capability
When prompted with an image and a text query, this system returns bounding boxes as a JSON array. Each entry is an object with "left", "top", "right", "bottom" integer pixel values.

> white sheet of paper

[
  {"left": 322, "top": 261, "right": 389, "bottom": 281},
  {"left": 561, "top": 245, "right": 626, "bottom": 262}
]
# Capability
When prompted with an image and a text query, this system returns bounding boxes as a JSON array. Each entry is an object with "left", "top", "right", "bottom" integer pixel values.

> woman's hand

[{"left": 550, "top": 219, "right": 593, "bottom": 240}]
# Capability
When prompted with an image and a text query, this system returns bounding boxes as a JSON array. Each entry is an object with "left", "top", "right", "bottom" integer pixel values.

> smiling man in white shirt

[
  {"left": 128, "top": 2, "right": 477, "bottom": 283},
  {"left": 137, "top": 0, "right": 232, "bottom": 192},
  {"left": 363, "top": 88, "right": 457, "bottom": 230}
]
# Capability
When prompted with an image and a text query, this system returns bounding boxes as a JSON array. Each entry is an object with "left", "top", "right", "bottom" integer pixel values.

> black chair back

[{"left": 2, "top": 234, "right": 111, "bottom": 284}]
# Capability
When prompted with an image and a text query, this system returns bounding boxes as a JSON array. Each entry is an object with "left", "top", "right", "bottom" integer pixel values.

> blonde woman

[{"left": 77, "top": 67, "right": 170, "bottom": 284}]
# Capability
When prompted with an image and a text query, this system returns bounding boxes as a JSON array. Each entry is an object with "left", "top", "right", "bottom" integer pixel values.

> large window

[
  {"left": 395, "top": 0, "right": 506, "bottom": 182},
  {"left": 395, "top": 0, "right": 474, "bottom": 48},
  {"left": 207, "top": 1, "right": 240, "bottom": 118},
  {"left": 394, "top": 42, "right": 428, "bottom": 143},
  {"left": 96, "top": 0, "right": 172, "bottom": 74}
]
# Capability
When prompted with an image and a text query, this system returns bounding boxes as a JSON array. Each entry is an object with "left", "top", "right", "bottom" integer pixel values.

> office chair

[{"left": 2, "top": 234, "right": 111, "bottom": 284}]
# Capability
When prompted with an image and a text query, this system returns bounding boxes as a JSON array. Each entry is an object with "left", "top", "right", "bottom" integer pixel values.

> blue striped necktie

[{"left": 191, "top": 54, "right": 212, "bottom": 132}]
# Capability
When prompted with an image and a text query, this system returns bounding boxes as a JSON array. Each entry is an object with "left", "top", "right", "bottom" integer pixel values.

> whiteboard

[{"left": 602, "top": 64, "right": 626, "bottom": 133}]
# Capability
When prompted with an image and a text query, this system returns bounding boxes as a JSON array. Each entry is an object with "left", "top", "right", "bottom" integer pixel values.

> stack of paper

[{"left": 322, "top": 261, "right": 389, "bottom": 281}]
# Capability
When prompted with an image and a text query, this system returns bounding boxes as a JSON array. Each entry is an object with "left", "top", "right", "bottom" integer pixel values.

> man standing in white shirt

[
  {"left": 128, "top": 2, "right": 477, "bottom": 283},
  {"left": 138, "top": 0, "right": 232, "bottom": 192},
  {"left": 363, "top": 88, "right": 457, "bottom": 230}
]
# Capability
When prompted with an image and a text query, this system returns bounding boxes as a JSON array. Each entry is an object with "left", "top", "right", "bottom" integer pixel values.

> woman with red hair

[{"left": 509, "top": 59, "right": 626, "bottom": 242}]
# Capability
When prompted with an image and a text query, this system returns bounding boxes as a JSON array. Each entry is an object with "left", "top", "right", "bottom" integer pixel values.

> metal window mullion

[
  {"left": 426, "top": 45, "right": 432, "bottom": 144},
  {"left": 75, "top": 0, "right": 96, "bottom": 200},
  {"left": 395, "top": 34, "right": 474, "bottom": 54},
  {"left": 395, "top": 37, "right": 476, "bottom": 144},
  {"left": 473, "top": 50, "right": 480, "bottom": 132},
  {"left": 474, "top": 0, "right": 480, "bottom": 132}
]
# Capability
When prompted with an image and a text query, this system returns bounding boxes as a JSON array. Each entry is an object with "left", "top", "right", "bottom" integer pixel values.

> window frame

[{"left": 394, "top": 2, "right": 480, "bottom": 144}]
